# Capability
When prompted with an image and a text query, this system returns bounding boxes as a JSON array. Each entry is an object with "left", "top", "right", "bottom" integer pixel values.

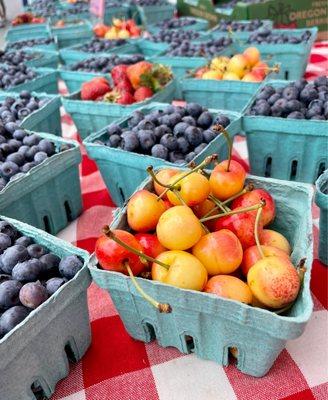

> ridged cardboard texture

[
  {"left": 89, "top": 172, "right": 313, "bottom": 377},
  {"left": 130, "top": 4, "right": 175, "bottom": 26},
  {"left": 50, "top": 19, "right": 93, "bottom": 49},
  {"left": 5, "top": 23, "right": 51, "bottom": 43},
  {"left": 0, "top": 216, "right": 91, "bottom": 400}
]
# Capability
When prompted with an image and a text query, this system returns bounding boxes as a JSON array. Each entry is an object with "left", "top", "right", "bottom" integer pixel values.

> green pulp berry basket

[
  {"left": 104, "top": 5, "right": 130, "bottom": 25},
  {"left": 0, "top": 91, "right": 62, "bottom": 136},
  {"left": 83, "top": 103, "right": 241, "bottom": 206},
  {"left": 210, "top": 19, "right": 273, "bottom": 41},
  {"left": 130, "top": 3, "right": 175, "bottom": 26},
  {"left": 242, "top": 80, "right": 328, "bottom": 184},
  {"left": 315, "top": 170, "right": 328, "bottom": 265},
  {"left": 5, "top": 23, "right": 51, "bottom": 43},
  {"left": 50, "top": 19, "right": 93, "bottom": 49},
  {"left": 24, "top": 49, "right": 59, "bottom": 69},
  {"left": 147, "top": 17, "right": 209, "bottom": 34},
  {"left": 59, "top": 40, "right": 137, "bottom": 65},
  {"left": 0, "top": 132, "right": 82, "bottom": 234},
  {"left": 89, "top": 171, "right": 313, "bottom": 378},
  {"left": 62, "top": 79, "right": 177, "bottom": 139},
  {"left": 0, "top": 68, "right": 58, "bottom": 95},
  {"left": 236, "top": 27, "right": 318, "bottom": 81},
  {"left": 5, "top": 37, "right": 58, "bottom": 53},
  {"left": 0, "top": 216, "right": 91, "bottom": 400}
]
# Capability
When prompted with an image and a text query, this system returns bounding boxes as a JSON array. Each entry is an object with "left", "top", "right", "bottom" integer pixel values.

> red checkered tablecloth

[{"left": 53, "top": 42, "right": 328, "bottom": 400}]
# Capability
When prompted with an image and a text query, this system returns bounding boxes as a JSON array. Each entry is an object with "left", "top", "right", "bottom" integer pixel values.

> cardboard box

[{"left": 177, "top": 0, "right": 328, "bottom": 40}]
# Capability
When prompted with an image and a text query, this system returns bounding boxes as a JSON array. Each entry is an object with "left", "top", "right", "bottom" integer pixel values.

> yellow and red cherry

[
  {"left": 204, "top": 275, "right": 252, "bottom": 304},
  {"left": 243, "top": 47, "right": 260, "bottom": 67},
  {"left": 231, "top": 188, "right": 275, "bottom": 226},
  {"left": 209, "top": 160, "right": 246, "bottom": 201},
  {"left": 153, "top": 168, "right": 178, "bottom": 199},
  {"left": 157, "top": 205, "right": 203, "bottom": 250},
  {"left": 260, "top": 229, "right": 291, "bottom": 255},
  {"left": 192, "top": 229, "right": 243, "bottom": 275},
  {"left": 152, "top": 250, "right": 208, "bottom": 291},
  {"left": 193, "top": 198, "right": 217, "bottom": 231},
  {"left": 241, "top": 245, "right": 290, "bottom": 277},
  {"left": 167, "top": 172, "right": 210, "bottom": 207},
  {"left": 247, "top": 256, "right": 300, "bottom": 309},
  {"left": 135, "top": 233, "right": 166, "bottom": 259},
  {"left": 95, "top": 229, "right": 145, "bottom": 275},
  {"left": 127, "top": 189, "right": 166, "bottom": 232}
]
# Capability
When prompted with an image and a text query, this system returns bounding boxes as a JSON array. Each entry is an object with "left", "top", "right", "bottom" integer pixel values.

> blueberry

[
  {"left": 167, "top": 112, "right": 182, "bottom": 127},
  {"left": 127, "top": 111, "right": 144, "bottom": 128},
  {"left": 311, "top": 115, "right": 325, "bottom": 120},
  {"left": 13, "top": 129, "right": 27, "bottom": 141},
  {"left": 27, "top": 244, "right": 47, "bottom": 259},
  {"left": 194, "top": 143, "right": 207, "bottom": 155},
  {"left": 151, "top": 144, "right": 168, "bottom": 160},
  {"left": 19, "top": 281, "right": 48, "bottom": 309},
  {"left": 20, "top": 162, "right": 36, "bottom": 173},
  {"left": 108, "top": 134, "right": 121, "bottom": 148},
  {"left": 15, "top": 235, "right": 33, "bottom": 247},
  {"left": 185, "top": 152, "right": 196, "bottom": 163},
  {"left": 34, "top": 151, "right": 48, "bottom": 165},
  {"left": 25, "top": 145, "right": 39, "bottom": 161},
  {"left": 0, "top": 273, "right": 11, "bottom": 284},
  {"left": 176, "top": 136, "right": 189, "bottom": 154},
  {"left": 255, "top": 101, "right": 271, "bottom": 116},
  {"left": 106, "top": 123, "right": 122, "bottom": 136},
  {"left": 163, "top": 104, "right": 175, "bottom": 114},
  {"left": 46, "top": 277, "right": 67, "bottom": 296},
  {"left": 59, "top": 255, "right": 83, "bottom": 279},
  {"left": 186, "top": 103, "right": 203, "bottom": 119},
  {"left": 12, "top": 258, "right": 43, "bottom": 282},
  {"left": 38, "top": 139, "right": 55, "bottom": 156},
  {"left": 19, "top": 90, "right": 31, "bottom": 99},
  {"left": 0, "top": 306, "right": 29, "bottom": 337},
  {"left": 169, "top": 151, "right": 185, "bottom": 164},
  {"left": 314, "top": 76, "right": 328, "bottom": 87},
  {"left": 160, "top": 133, "right": 178, "bottom": 151},
  {"left": 5, "top": 122, "right": 20, "bottom": 134},
  {"left": 6, "top": 152, "right": 25, "bottom": 167},
  {"left": 185, "top": 126, "right": 203, "bottom": 146},
  {"left": 214, "top": 114, "right": 230, "bottom": 128},
  {"left": 138, "top": 130, "right": 156, "bottom": 152},
  {"left": 154, "top": 125, "right": 171, "bottom": 140},
  {"left": 286, "top": 100, "right": 302, "bottom": 112},
  {"left": 7, "top": 139, "right": 21, "bottom": 152},
  {"left": 197, "top": 111, "right": 213, "bottom": 129},
  {"left": 39, "top": 253, "right": 61, "bottom": 278},
  {"left": 173, "top": 122, "right": 189, "bottom": 137},
  {"left": 18, "top": 145, "right": 29, "bottom": 157},
  {"left": 202, "top": 129, "right": 216, "bottom": 144},
  {"left": 23, "top": 133, "right": 40, "bottom": 147},
  {"left": 294, "top": 79, "right": 308, "bottom": 90},
  {"left": 137, "top": 120, "right": 155, "bottom": 131},
  {"left": 0, "top": 221, "right": 18, "bottom": 241},
  {"left": 119, "top": 131, "right": 139, "bottom": 152},
  {"left": 282, "top": 86, "right": 299, "bottom": 100},
  {"left": 0, "top": 280, "right": 22, "bottom": 308},
  {"left": 0, "top": 233, "right": 11, "bottom": 253},
  {"left": 287, "top": 111, "right": 305, "bottom": 119},
  {"left": 1, "top": 161, "right": 19, "bottom": 179},
  {"left": 300, "top": 87, "right": 318, "bottom": 104},
  {"left": 182, "top": 116, "right": 196, "bottom": 126},
  {"left": 268, "top": 93, "right": 281, "bottom": 105}
]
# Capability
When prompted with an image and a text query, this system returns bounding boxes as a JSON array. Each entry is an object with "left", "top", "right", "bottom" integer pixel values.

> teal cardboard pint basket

[
  {"left": 83, "top": 103, "right": 241, "bottom": 206},
  {"left": 0, "top": 216, "right": 91, "bottom": 400},
  {"left": 210, "top": 19, "right": 273, "bottom": 41},
  {"left": 147, "top": 17, "right": 209, "bottom": 34},
  {"left": 0, "top": 92, "right": 62, "bottom": 136},
  {"left": 242, "top": 80, "right": 328, "bottom": 184},
  {"left": 104, "top": 5, "right": 130, "bottom": 25},
  {"left": 62, "top": 79, "right": 177, "bottom": 139},
  {"left": 130, "top": 3, "right": 175, "bottom": 26},
  {"left": 0, "top": 132, "right": 82, "bottom": 234},
  {"left": 5, "top": 23, "right": 50, "bottom": 43},
  {"left": 24, "top": 49, "right": 59, "bottom": 69},
  {"left": 50, "top": 19, "right": 93, "bottom": 49},
  {"left": 315, "top": 170, "right": 328, "bottom": 265},
  {"left": 89, "top": 172, "right": 313, "bottom": 377}
]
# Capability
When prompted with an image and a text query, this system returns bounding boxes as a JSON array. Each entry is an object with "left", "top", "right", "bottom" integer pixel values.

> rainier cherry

[
  {"left": 205, "top": 275, "right": 252, "bottom": 304},
  {"left": 135, "top": 233, "right": 166, "bottom": 259},
  {"left": 153, "top": 168, "right": 178, "bottom": 199},
  {"left": 260, "top": 229, "right": 291, "bottom": 255}
]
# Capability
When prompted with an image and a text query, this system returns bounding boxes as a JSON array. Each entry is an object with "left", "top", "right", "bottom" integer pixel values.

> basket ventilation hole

[
  {"left": 65, "top": 342, "right": 77, "bottom": 363},
  {"left": 64, "top": 201, "right": 73, "bottom": 222},
  {"left": 144, "top": 322, "right": 156, "bottom": 341},
  {"left": 31, "top": 381, "right": 48, "bottom": 400},
  {"left": 119, "top": 187, "right": 125, "bottom": 204},
  {"left": 290, "top": 160, "right": 298, "bottom": 180},
  {"left": 284, "top": 71, "right": 289, "bottom": 80},
  {"left": 43, "top": 215, "right": 51, "bottom": 233},
  {"left": 265, "top": 156, "right": 272, "bottom": 177},
  {"left": 317, "top": 162, "right": 326, "bottom": 179},
  {"left": 185, "top": 335, "right": 195, "bottom": 353}
]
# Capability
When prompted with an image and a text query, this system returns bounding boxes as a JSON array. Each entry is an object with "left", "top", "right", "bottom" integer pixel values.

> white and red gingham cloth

[{"left": 53, "top": 42, "right": 328, "bottom": 400}]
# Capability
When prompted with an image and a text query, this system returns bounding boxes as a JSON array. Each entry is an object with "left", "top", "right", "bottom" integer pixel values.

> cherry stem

[
  {"left": 102, "top": 226, "right": 170, "bottom": 270},
  {"left": 173, "top": 189, "right": 187, "bottom": 206},
  {"left": 254, "top": 202, "right": 265, "bottom": 259},
  {"left": 208, "top": 194, "right": 230, "bottom": 213},
  {"left": 200, "top": 201, "right": 265, "bottom": 223},
  {"left": 211, "top": 124, "right": 232, "bottom": 172},
  {"left": 124, "top": 262, "right": 172, "bottom": 313},
  {"left": 148, "top": 154, "right": 217, "bottom": 201}
]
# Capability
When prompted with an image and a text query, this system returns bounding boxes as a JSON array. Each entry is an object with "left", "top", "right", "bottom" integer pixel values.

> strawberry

[
  {"left": 81, "top": 79, "right": 111, "bottom": 101},
  {"left": 90, "top": 77, "right": 111, "bottom": 88},
  {"left": 134, "top": 86, "right": 153, "bottom": 102},
  {"left": 111, "top": 65, "right": 128, "bottom": 86},
  {"left": 117, "top": 91, "right": 135, "bottom": 105},
  {"left": 126, "top": 61, "right": 152, "bottom": 90},
  {"left": 115, "top": 78, "right": 134, "bottom": 94}
]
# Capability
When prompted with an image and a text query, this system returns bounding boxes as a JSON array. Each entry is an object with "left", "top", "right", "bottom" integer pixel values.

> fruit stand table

[{"left": 52, "top": 42, "right": 328, "bottom": 400}]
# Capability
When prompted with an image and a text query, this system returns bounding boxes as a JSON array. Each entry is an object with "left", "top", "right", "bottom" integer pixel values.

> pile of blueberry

[
  {"left": 0, "top": 91, "right": 49, "bottom": 125},
  {"left": 166, "top": 37, "right": 232, "bottom": 57},
  {"left": 6, "top": 38, "right": 54, "bottom": 51},
  {"left": 0, "top": 50, "right": 41, "bottom": 67},
  {"left": 247, "top": 28, "right": 312, "bottom": 44},
  {"left": 213, "top": 19, "right": 265, "bottom": 32},
  {"left": 0, "top": 123, "right": 68, "bottom": 191},
  {"left": 149, "top": 29, "right": 200, "bottom": 44},
  {"left": 101, "top": 103, "right": 231, "bottom": 163},
  {"left": 25, "top": 0, "right": 57, "bottom": 17},
  {"left": 218, "top": 0, "right": 266, "bottom": 8},
  {"left": 246, "top": 76, "right": 328, "bottom": 120},
  {"left": 67, "top": 54, "right": 144, "bottom": 73},
  {"left": 0, "top": 220, "right": 84, "bottom": 339},
  {"left": 155, "top": 17, "right": 198, "bottom": 30},
  {"left": 0, "top": 65, "right": 38, "bottom": 90},
  {"left": 130, "top": 0, "right": 169, "bottom": 5},
  {"left": 76, "top": 38, "right": 127, "bottom": 54}
]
